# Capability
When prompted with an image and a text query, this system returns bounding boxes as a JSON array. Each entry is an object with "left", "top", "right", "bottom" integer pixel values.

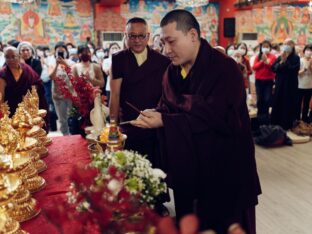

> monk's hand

[
  {"left": 228, "top": 223, "right": 246, "bottom": 234},
  {"left": 157, "top": 214, "right": 199, "bottom": 234},
  {"left": 131, "top": 111, "right": 163, "bottom": 128}
]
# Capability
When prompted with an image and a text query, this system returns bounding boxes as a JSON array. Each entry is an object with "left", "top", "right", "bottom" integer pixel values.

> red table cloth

[{"left": 21, "top": 135, "right": 91, "bottom": 234}]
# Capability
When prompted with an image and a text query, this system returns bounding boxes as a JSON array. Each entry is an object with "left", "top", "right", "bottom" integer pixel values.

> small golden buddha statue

[
  {"left": 0, "top": 93, "right": 10, "bottom": 117},
  {"left": 0, "top": 115, "right": 19, "bottom": 155}
]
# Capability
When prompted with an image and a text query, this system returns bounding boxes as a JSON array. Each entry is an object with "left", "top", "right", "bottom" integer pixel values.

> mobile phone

[{"left": 57, "top": 51, "right": 64, "bottom": 59}]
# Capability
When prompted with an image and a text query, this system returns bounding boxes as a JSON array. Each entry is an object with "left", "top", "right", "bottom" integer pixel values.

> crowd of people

[
  {"left": 1, "top": 8, "right": 311, "bottom": 234},
  {"left": 0, "top": 38, "right": 122, "bottom": 134},
  {"left": 1, "top": 28, "right": 310, "bottom": 134},
  {"left": 222, "top": 39, "right": 312, "bottom": 129}
]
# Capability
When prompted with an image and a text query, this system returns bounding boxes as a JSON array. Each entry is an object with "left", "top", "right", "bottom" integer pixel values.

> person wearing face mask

[
  {"left": 86, "top": 42, "right": 97, "bottom": 63},
  {"left": 237, "top": 42, "right": 252, "bottom": 89},
  {"left": 95, "top": 47, "right": 106, "bottom": 62},
  {"left": 49, "top": 41, "right": 75, "bottom": 135},
  {"left": 72, "top": 44, "right": 104, "bottom": 89},
  {"left": 297, "top": 44, "right": 312, "bottom": 123},
  {"left": 102, "top": 43, "right": 121, "bottom": 102},
  {"left": 271, "top": 38, "right": 300, "bottom": 130},
  {"left": 36, "top": 45, "right": 58, "bottom": 131},
  {"left": 68, "top": 48, "right": 79, "bottom": 63},
  {"left": 225, "top": 44, "right": 236, "bottom": 57},
  {"left": 252, "top": 40, "right": 277, "bottom": 125}
]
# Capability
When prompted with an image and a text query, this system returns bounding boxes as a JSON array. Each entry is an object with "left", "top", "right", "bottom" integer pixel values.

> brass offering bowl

[{"left": 87, "top": 143, "right": 105, "bottom": 157}]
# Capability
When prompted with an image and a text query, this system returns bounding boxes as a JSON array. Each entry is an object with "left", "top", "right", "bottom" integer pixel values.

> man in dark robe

[
  {"left": 0, "top": 46, "right": 47, "bottom": 119},
  {"left": 110, "top": 17, "right": 170, "bottom": 166},
  {"left": 271, "top": 39, "right": 300, "bottom": 130},
  {"left": 132, "top": 10, "right": 261, "bottom": 234}
]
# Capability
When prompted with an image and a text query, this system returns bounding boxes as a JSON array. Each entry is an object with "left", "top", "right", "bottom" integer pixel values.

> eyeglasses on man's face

[{"left": 127, "top": 33, "right": 148, "bottom": 40}]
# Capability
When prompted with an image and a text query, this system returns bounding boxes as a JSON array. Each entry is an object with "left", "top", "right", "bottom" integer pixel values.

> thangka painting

[
  {"left": 236, "top": 4, "right": 312, "bottom": 45},
  {"left": 121, "top": 0, "right": 219, "bottom": 46},
  {"left": 0, "top": 0, "right": 93, "bottom": 46}
]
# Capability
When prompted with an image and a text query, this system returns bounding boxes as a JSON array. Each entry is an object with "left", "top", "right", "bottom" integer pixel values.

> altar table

[{"left": 21, "top": 135, "right": 91, "bottom": 234}]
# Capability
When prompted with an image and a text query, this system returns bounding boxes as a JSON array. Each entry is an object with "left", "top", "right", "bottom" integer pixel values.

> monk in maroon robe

[
  {"left": 132, "top": 10, "right": 261, "bottom": 233},
  {"left": 0, "top": 46, "right": 47, "bottom": 120},
  {"left": 110, "top": 17, "right": 170, "bottom": 166}
]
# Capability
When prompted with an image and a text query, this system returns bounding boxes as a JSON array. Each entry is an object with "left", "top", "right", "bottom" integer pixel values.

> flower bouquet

[
  {"left": 54, "top": 66, "right": 99, "bottom": 133},
  {"left": 43, "top": 150, "right": 167, "bottom": 234},
  {"left": 91, "top": 150, "right": 167, "bottom": 206}
]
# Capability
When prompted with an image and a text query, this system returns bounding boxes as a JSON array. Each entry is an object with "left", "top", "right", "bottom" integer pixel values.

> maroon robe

[
  {"left": 112, "top": 47, "right": 170, "bottom": 165},
  {"left": 157, "top": 39, "right": 261, "bottom": 233},
  {"left": 0, "top": 63, "right": 48, "bottom": 119}
]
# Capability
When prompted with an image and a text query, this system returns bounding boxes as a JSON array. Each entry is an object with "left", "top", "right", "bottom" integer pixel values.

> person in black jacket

[
  {"left": 271, "top": 39, "right": 300, "bottom": 130},
  {"left": 17, "top": 41, "right": 42, "bottom": 77}
]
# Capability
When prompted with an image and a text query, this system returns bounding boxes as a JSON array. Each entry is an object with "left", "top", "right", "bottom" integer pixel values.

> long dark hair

[
  {"left": 225, "top": 44, "right": 236, "bottom": 55},
  {"left": 258, "top": 40, "right": 272, "bottom": 61},
  {"left": 303, "top": 44, "right": 312, "bottom": 54},
  {"left": 237, "top": 42, "right": 248, "bottom": 56}
]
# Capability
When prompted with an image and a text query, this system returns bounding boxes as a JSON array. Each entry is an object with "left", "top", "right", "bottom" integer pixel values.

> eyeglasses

[{"left": 127, "top": 33, "right": 148, "bottom": 40}]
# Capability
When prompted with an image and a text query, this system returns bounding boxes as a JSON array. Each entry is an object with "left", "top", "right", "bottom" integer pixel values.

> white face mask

[
  {"left": 37, "top": 50, "right": 44, "bottom": 57},
  {"left": 281, "top": 45, "right": 292, "bottom": 53},
  {"left": 304, "top": 50, "right": 312, "bottom": 58},
  {"left": 262, "top": 48, "right": 270, "bottom": 54},
  {"left": 227, "top": 49, "right": 234, "bottom": 56},
  {"left": 238, "top": 48, "right": 246, "bottom": 56},
  {"left": 96, "top": 51, "right": 105, "bottom": 59}
]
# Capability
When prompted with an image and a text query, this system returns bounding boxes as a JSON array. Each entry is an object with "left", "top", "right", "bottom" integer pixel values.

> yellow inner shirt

[
  {"left": 180, "top": 66, "right": 187, "bottom": 79},
  {"left": 133, "top": 47, "right": 147, "bottom": 66}
]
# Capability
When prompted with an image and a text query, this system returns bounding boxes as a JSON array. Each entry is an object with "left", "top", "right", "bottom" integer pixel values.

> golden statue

[
  {"left": 0, "top": 115, "right": 19, "bottom": 155},
  {"left": 0, "top": 95, "right": 10, "bottom": 119}
]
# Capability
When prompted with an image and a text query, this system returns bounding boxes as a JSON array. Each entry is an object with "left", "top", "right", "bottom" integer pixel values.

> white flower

[
  {"left": 91, "top": 150, "right": 167, "bottom": 206},
  {"left": 152, "top": 168, "right": 167, "bottom": 179},
  {"left": 107, "top": 179, "right": 123, "bottom": 195},
  {"left": 82, "top": 201, "right": 90, "bottom": 210}
]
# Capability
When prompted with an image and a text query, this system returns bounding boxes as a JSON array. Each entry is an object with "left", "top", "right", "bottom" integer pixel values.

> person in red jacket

[{"left": 252, "top": 40, "right": 277, "bottom": 124}]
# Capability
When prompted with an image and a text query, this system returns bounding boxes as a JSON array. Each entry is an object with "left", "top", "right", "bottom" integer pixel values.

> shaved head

[{"left": 160, "top": 9, "right": 200, "bottom": 39}]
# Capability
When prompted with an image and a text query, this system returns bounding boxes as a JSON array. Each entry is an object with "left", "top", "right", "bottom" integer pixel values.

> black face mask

[{"left": 80, "top": 54, "right": 90, "bottom": 62}]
